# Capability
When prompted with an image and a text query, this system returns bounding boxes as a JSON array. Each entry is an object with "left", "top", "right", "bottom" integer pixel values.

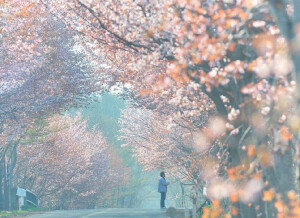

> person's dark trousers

[{"left": 160, "top": 192, "right": 166, "bottom": 208}]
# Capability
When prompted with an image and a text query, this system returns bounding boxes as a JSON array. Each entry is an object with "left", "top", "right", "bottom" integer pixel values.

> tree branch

[{"left": 76, "top": 0, "right": 153, "bottom": 52}]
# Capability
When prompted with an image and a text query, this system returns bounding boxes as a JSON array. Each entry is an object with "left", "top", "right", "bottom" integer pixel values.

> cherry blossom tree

[
  {"left": 119, "top": 106, "right": 227, "bottom": 198},
  {"left": 42, "top": 1, "right": 300, "bottom": 216},
  {"left": 1, "top": 0, "right": 300, "bottom": 216},
  {"left": 14, "top": 113, "right": 110, "bottom": 209},
  {"left": 0, "top": 2, "right": 106, "bottom": 210}
]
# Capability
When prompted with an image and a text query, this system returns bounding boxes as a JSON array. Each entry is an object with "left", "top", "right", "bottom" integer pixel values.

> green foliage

[
  {"left": 20, "top": 118, "right": 49, "bottom": 145},
  {"left": 80, "top": 93, "right": 134, "bottom": 163},
  {"left": 0, "top": 211, "right": 26, "bottom": 217},
  {"left": 0, "top": 207, "right": 48, "bottom": 217}
]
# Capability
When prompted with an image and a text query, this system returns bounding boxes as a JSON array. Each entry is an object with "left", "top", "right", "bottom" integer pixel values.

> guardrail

[{"left": 25, "top": 189, "right": 39, "bottom": 207}]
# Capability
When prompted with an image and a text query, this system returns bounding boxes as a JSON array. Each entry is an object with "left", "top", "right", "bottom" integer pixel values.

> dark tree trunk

[
  {"left": 8, "top": 142, "right": 18, "bottom": 211},
  {"left": 3, "top": 157, "right": 8, "bottom": 211},
  {"left": 0, "top": 161, "right": 4, "bottom": 211},
  {"left": 273, "top": 145, "right": 295, "bottom": 200}
]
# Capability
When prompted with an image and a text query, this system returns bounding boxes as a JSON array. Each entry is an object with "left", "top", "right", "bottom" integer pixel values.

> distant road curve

[{"left": 26, "top": 208, "right": 167, "bottom": 218}]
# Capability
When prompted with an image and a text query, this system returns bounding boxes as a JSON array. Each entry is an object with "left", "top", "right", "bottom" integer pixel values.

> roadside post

[{"left": 16, "top": 188, "right": 26, "bottom": 210}]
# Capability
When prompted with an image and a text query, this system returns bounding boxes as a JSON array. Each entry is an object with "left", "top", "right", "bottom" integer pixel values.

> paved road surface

[{"left": 26, "top": 208, "right": 167, "bottom": 218}]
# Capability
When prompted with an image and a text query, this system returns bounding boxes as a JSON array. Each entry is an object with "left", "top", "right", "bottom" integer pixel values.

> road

[{"left": 26, "top": 208, "right": 167, "bottom": 218}]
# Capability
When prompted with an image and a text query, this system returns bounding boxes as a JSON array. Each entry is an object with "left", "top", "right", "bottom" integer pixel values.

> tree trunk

[
  {"left": 8, "top": 143, "right": 18, "bottom": 211},
  {"left": 0, "top": 160, "right": 4, "bottom": 211},
  {"left": 3, "top": 156, "right": 8, "bottom": 211}
]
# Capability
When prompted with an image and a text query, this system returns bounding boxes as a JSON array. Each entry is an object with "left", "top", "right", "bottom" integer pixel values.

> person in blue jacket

[{"left": 158, "top": 171, "right": 169, "bottom": 209}]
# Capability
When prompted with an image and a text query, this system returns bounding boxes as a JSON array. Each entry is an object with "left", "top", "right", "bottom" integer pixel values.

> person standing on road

[{"left": 158, "top": 171, "right": 169, "bottom": 209}]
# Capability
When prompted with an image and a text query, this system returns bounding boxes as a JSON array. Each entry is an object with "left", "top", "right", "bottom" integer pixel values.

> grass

[
  {"left": 0, "top": 210, "right": 27, "bottom": 217},
  {"left": 0, "top": 207, "right": 48, "bottom": 217}
]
